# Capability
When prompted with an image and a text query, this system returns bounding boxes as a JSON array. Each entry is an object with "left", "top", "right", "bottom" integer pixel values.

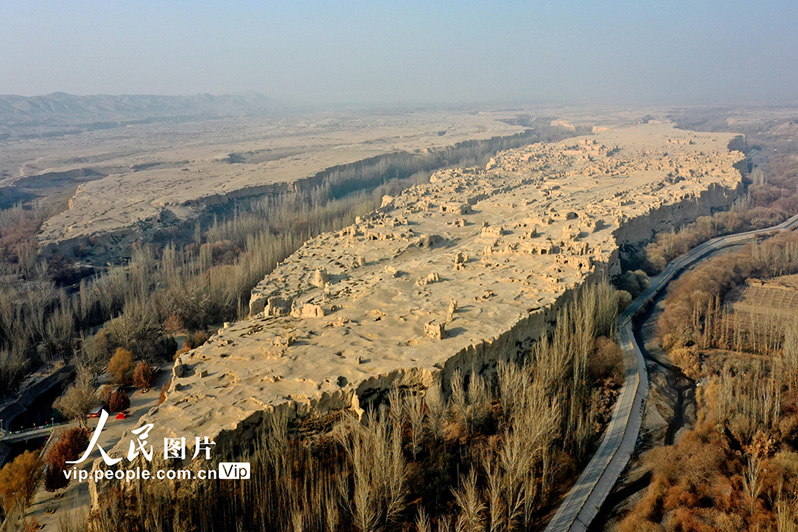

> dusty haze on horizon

[{"left": 1, "top": 0, "right": 797, "bottom": 107}]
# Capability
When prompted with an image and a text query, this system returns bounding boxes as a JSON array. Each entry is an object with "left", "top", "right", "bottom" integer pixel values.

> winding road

[{"left": 545, "top": 212, "right": 798, "bottom": 532}]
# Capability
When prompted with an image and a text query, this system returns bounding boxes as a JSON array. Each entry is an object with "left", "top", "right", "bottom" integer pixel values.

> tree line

[
  {"left": 658, "top": 231, "right": 798, "bottom": 358},
  {"left": 617, "top": 129, "right": 798, "bottom": 531},
  {"left": 642, "top": 147, "right": 798, "bottom": 274}
]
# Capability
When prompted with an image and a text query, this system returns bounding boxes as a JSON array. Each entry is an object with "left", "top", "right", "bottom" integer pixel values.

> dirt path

[{"left": 638, "top": 299, "right": 696, "bottom": 446}]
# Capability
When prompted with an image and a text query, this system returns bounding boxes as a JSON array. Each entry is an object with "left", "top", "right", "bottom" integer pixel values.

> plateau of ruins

[{"left": 106, "top": 123, "right": 747, "bottom": 466}]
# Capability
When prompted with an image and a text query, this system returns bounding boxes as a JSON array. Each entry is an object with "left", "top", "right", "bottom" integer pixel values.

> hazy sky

[{"left": 1, "top": 0, "right": 797, "bottom": 106}]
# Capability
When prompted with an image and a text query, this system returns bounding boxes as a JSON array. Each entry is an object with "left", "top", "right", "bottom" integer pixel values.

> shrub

[
  {"left": 98, "top": 384, "right": 114, "bottom": 407},
  {"left": 46, "top": 427, "right": 90, "bottom": 469},
  {"left": 132, "top": 361, "right": 155, "bottom": 390},
  {"left": 174, "top": 345, "right": 191, "bottom": 360},
  {"left": 162, "top": 336, "right": 178, "bottom": 359},
  {"left": 615, "top": 270, "right": 649, "bottom": 298},
  {"left": 109, "top": 389, "right": 130, "bottom": 413},
  {"left": 44, "top": 463, "right": 69, "bottom": 492},
  {"left": 617, "top": 289, "right": 633, "bottom": 310},
  {"left": 108, "top": 347, "right": 134, "bottom": 385},
  {"left": 590, "top": 336, "right": 624, "bottom": 383},
  {"left": 0, "top": 450, "right": 42, "bottom": 515},
  {"left": 669, "top": 346, "right": 701, "bottom": 380},
  {"left": 184, "top": 330, "right": 210, "bottom": 350}
]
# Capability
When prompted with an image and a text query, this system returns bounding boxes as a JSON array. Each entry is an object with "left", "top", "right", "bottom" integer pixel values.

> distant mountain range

[{"left": 0, "top": 92, "right": 279, "bottom": 139}]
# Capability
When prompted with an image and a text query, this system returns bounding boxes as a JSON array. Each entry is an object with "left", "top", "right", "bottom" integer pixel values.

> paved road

[
  {"left": 0, "top": 422, "right": 70, "bottom": 444},
  {"left": 545, "top": 212, "right": 798, "bottom": 532}
]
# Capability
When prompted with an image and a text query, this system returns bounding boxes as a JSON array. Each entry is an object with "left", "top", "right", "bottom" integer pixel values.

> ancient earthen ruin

[{"left": 103, "top": 123, "right": 746, "bottom": 470}]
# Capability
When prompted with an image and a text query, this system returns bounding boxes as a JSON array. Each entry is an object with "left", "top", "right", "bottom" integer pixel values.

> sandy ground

[
  {"left": 2, "top": 105, "right": 730, "bottom": 250},
  {"left": 0, "top": 110, "right": 535, "bottom": 245}
]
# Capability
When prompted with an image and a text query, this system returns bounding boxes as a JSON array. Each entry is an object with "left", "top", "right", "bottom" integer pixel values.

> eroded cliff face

[{"left": 89, "top": 124, "right": 745, "bottom": 504}]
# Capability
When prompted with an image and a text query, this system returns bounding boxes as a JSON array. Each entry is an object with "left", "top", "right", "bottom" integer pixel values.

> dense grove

[
  {"left": 619, "top": 319, "right": 798, "bottom": 530},
  {"left": 658, "top": 232, "right": 798, "bottom": 358}
]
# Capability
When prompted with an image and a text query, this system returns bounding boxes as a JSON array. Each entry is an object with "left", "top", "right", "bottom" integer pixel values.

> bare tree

[
  {"left": 415, "top": 507, "right": 431, "bottom": 532},
  {"left": 334, "top": 411, "right": 407, "bottom": 531},
  {"left": 425, "top": 379, "right": 447, "bottom": 440},
  {"left": 405, "top": 393, "right": 425, "bottom": 460},
  {"left": 53, "top": 373, "right": 97, "bottom": 428},
  {"left": 452, "top": 470, "right": 485, "bottom": 532}
]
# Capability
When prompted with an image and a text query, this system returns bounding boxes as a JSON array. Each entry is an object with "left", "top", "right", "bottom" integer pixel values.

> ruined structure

[{"left": 99, "top": 124, "right": 746, "bottom": 481}]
